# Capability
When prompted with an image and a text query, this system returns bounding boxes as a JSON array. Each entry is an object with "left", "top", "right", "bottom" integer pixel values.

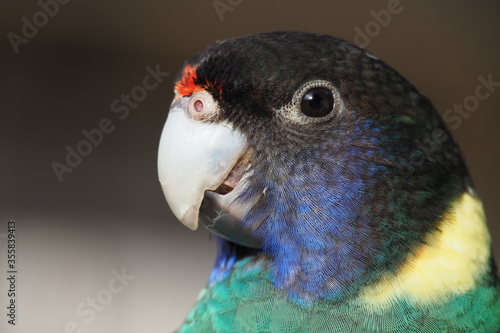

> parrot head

[{"left": 158, "top": 32, "right": 472, "bottom": 300}]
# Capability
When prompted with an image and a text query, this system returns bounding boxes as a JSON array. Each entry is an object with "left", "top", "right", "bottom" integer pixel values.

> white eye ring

[{"left": 277, "top": 80, "right": 343, "bottom": 124}]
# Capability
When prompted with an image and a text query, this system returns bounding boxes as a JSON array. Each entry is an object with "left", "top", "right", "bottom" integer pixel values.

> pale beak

[{"left": 157, "top": 98, "right": 248, "bottom": 230}]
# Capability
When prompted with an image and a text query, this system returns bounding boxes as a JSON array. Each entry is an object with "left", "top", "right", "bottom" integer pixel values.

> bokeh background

[{"left": 1, "top": 1, "right": 499, "bottom": 332}]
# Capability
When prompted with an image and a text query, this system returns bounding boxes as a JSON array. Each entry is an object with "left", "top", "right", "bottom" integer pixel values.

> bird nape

[{"left": 157, "top": 32, "right": 500, "bottom": 332}]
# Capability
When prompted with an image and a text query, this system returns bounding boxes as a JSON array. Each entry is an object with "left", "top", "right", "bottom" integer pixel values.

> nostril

[
  {"left": 194, "top": 100, "right": 204, "bottom": 113},
  {"left": 187, "top": 91, "right": 218, "bottom": 120}
]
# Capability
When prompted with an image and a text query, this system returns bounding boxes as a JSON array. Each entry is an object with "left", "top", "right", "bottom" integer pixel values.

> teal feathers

[{"left": 180, "top": 257, "right": 500, "bottom": 332}]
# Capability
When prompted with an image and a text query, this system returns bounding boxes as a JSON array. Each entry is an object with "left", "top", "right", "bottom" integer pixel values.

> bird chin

[{"left": 199, "top": 169, "right": 263, "bottom": 249}]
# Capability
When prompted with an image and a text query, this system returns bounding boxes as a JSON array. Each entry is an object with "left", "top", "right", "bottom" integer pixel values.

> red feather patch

[
  {"left": 175, "top": 64, "right": 223, "bottom": 99},
  {"left": 175, "top": 64, "right": 203, "bottom": 97}
]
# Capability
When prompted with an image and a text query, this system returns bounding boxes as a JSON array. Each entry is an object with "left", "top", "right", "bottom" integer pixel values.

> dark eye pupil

[{"left": 301, "top": 88, "right": 334, "bottom": 118}]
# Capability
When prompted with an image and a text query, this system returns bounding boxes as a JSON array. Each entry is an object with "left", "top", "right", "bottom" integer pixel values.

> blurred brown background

[{"left": 1, "top": 1, "right": 499, "bottom": 332}]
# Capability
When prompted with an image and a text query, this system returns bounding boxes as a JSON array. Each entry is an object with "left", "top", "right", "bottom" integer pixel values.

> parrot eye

[
  {"left": 301, "top": 88, "right": 334, "bottom": 118},
  {"left": 277, "top": 80, "right": 341, "bottom": 124}
]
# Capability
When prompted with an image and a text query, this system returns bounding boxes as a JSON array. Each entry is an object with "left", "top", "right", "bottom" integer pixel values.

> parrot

[{"left": 157, "top": 31, "right": 500, "bottom": 332}]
